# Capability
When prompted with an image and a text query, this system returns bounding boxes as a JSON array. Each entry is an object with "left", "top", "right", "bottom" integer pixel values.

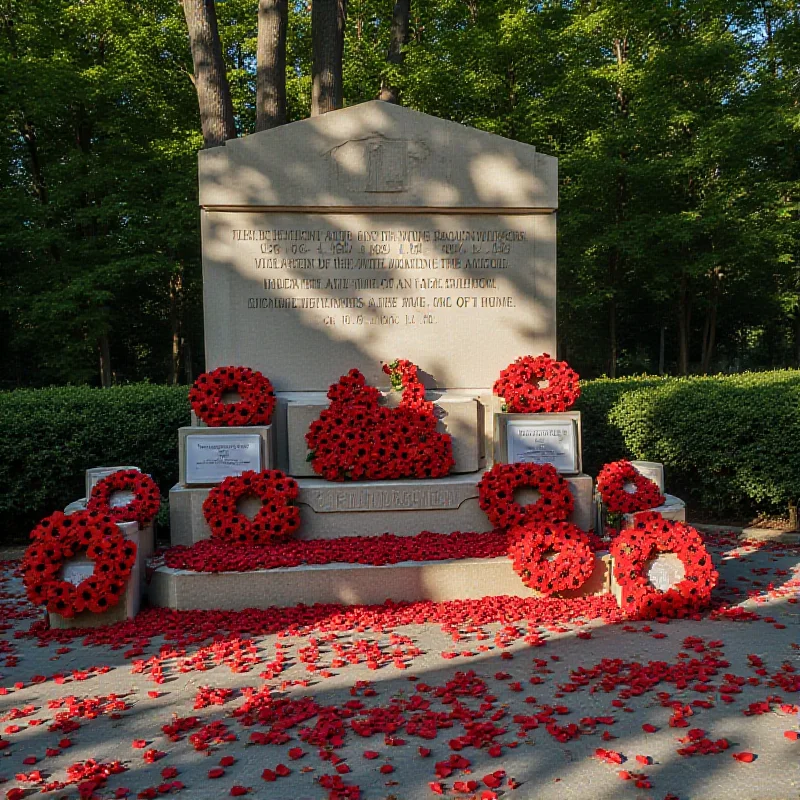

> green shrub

[
  {"left": 2, "top": 372, "right": 798, "bottom": 544},
  {"left": 0, "top": 384, "right": 189, "bottom": 543}
]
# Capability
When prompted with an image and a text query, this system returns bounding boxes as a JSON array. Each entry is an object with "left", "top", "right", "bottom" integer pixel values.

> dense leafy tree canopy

[{"left": 1, "top": 0, "right": 797, "bottom": 386}]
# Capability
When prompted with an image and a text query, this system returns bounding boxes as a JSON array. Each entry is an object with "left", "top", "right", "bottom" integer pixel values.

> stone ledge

[
  {"left": 147, "top": 552, "right": 610, "bottom": 610},
  {"left": 168, "top": 472, "right": 595, "bottom": 545}
]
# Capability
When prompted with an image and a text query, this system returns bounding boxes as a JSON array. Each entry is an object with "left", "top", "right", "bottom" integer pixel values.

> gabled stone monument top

[
  {"left": 199, "top": 101, "right": 558, "bottom": 392},
  {"left": 199, "top": 101, "right": 557, "bottom": 210}
]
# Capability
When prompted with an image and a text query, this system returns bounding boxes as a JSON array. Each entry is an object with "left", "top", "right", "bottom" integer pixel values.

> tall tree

[
  {"left": 256, "top": 0, "right": 288, "bottom": 129},
  {"left": 181, "top": 0, "right": 237, "bottom": 146},
  {"left": 311, "top": 0, "right": 348, "bottom": 115},
  {"left": 379, "top": 0, "right": 410, "bottom": 103}
]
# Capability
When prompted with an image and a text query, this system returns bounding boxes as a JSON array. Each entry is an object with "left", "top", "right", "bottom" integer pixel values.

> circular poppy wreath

[
  {"left": 609, "top": 511, "right": 718, "bottom": 620},
  {"left": 22, "top": 510, "right": 137, "bottom": 618},
  {"left": 493, "top": 354, "right": 581, "bottom": 413},
  {"left": 87, "top": 469, "right": 161, "bottom": 526},
  {"left": 202, "top": 469, "right": 301, "bottom": 545},
  {"left": 507, "top": 521, "right": 595, "bottom": 595},
  {"left": 190, "top": 366, "right": 276, "bottom": 427},
  {"left": 596, "top": 460, "right": 665, "bottom": 515},
  {"left": 478, "top": 462, "right": 574, "bottom": 530}
]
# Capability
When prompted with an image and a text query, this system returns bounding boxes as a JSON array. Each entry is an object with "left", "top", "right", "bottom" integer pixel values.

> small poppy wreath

[
  {"left": 202, "top": 469, "right": 300, "bottom": 545},
  {"left": 610, "top": 511, "right": 718, "bottom": 619},
  {"left": 493, "top": 354, "right": 581, "bottom": 413},
  {"left": 22, "top": 510, "right": 137, "bottom": 618},
  {"left": 87, "top": 469, "right": 161, "bottom": 526},
  {"left": 597, "top": 460, "right": 665, "bottom": 515},
  {"left": 190, "top": 366, "right": 276, "bottom": 427},
  {"left": 507, "top": 521, "right": 595, "bottom": 595},
  {"left": 477, "top": 462, "right": 574, "bottom": 530}
]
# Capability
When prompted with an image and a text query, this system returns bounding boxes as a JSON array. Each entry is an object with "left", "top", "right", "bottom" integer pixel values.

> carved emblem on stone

[{"left": 327, "top": 134, "right": 429, "bottom": 194}]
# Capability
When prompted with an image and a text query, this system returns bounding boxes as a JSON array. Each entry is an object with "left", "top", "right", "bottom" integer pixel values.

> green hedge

[
  {"left": 0, "top": 384, "right": 190, "bottom": 542},
  {"left": 2, "top": 371, "right": 799, "bottom": 543}
]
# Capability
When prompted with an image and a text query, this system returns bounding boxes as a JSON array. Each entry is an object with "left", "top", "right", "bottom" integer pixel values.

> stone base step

[
  {"left": 147, "top": 551, "right": 611, "bottom": 611},
  {"left": 168, "top": 471, "right": 595, "bottom": 546}
]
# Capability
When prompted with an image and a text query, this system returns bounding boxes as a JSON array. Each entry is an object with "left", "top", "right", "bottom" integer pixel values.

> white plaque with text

[
  {"left": 505, "top": 419, "right": 579, "bottom": 474},
  {"left": 185, "top": 434, "right": 262, "bottom": 485}
]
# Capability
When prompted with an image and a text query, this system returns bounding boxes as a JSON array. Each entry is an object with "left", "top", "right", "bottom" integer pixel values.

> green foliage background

[
  {"left": 1, "top": 0, "right": 799, "bottom": 385},
  {"left": 3, "top": 372, "right": 800, "bottom": 542}
]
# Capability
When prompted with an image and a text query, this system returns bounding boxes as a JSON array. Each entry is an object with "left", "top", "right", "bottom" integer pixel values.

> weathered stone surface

[
  {"left": 284, "top": 391, "right": 482, "bottom": 477},
  {"left": 199, "top": 100, "right": 557, "bottom": 211},
  {"left": 178, "top": 425, "right": 275, "bottom": 487},
  {"left": 167, "top": 472, "right": 594, "bottom": 546},
  {"left": 198, "top": 102, "right": 557, "bottom": 392},
  {"left": 147, "top": 552, "right": 608, "bottom": 611},
  {"left": 631, "top": 460, "right": 665, "bottom": 492}
]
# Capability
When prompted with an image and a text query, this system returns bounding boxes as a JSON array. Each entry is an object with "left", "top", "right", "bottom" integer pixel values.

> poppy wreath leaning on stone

[
  {"left": 189, "top": 366, "right": 276, "bottom": 427},
  {"left": 596, "top": 460, "right": 665, "bottom": 515},
  {"left": 22, "top": 510, "right": 138, "bottom": 618},
  {"left": 507, "top": 521, "right": 595, "bottom": 595},
  {"left": 305, "top": 361, "right": 454, "bottom": 482},
  {"left": 493, "top": 353, "right": 581, "bottom": 413},
  {"left": 477, "top": 462, "right": 574, "bottom": 530},
  {"left": 202, "top": 469, "right": 300, "bottom": 545},
  {"left": 609, "top": 511, "right": 718, "bottom": 620},
  {"left": 87, "top": 469, "right": 161, "bottom": 526}
]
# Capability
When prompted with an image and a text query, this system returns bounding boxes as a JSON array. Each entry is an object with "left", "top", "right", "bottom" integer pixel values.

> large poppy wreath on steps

[
  {"left": 477, "top": 462, "right": 574, "bottom": 529},
  {"left": 508, "top": 521, "right": 595, "bottom": 595},
  {"left": 609, "top": 512, "right": 718, "bottom": 619},
  {"left": 23, "top": 510, "right": 137, "bottom": 618},
  {"left": 87, "top": 469, "right": 161, "bottom": 526},
  {"left": 203, "top": 469, "right": 300, "bottom": 545},
  {"left": 305, "top": 360, "right": 455, "bottom": 481}
]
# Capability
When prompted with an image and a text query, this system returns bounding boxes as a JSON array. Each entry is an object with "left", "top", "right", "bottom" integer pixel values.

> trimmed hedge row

[
  {"left": 2, "top": 371, "right": 799, "bottom": 542},
  {"left": 0, "top": 385, "right": 190, "bottom": 542}
]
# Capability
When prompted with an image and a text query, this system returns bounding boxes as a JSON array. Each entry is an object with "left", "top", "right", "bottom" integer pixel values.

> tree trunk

[
  {"left": 169, "top": 272, "right": 183, "bottom": 385},
  {"left": 311, "top": 0, "right": 347, "bottom": 115},
  {"left": 98, "top": 333, "right": 112, "bottom": 388},
  {"left": 700, "top": 273, "right": 719, "bottom": 374},
  {"left": 184, "top": 337, "right": 194, "bottom": 384},
  {"left": 678, "top": 274, "right": 691, "bottom": 375},
  {"left": 379, "top": 0, "right": 410, "bottom": 104},
  {"left": 181, "top": 0, "right": 237, "bottom": 147},
  {"left": 256, "top": 0, "right": 287, "bottom": 130}
]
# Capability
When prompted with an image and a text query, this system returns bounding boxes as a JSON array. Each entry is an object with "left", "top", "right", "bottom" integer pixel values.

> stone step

[{"left": 147, "top": 551, "right": 611, "bottom": 611}]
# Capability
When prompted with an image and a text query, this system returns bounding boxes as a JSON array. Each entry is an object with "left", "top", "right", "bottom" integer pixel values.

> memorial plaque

[
  {"left": 199, "top": 101, "right": 557, "bottom": 393},
  {"left": 494, "top": 413, "right": 581, "bottom": 474},
  {"left": 185, "top": 434, "right": 262, "bottom": 485}
]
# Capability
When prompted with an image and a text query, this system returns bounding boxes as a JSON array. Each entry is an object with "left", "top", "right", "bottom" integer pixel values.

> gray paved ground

[{"left": 0, "top": 530, "right": 798, "bottom": 800}]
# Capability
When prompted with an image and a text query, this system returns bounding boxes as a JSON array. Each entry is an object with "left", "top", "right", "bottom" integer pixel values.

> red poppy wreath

[
  {"left": 493, "top": 354, "right": 580, "bottom": 413},
  {"left": 202, "top": 469, "right": 300, "bottom": 545},
  {"left": 508, "top": 521, "right": 595, "bottom": 595},
  {"left": 22, "top": 510, "right": 137, "bottom": 618},
  {"left": 305, "top": 360, "right": 454, "bottom": 481},
  {"left": 478, "top": 462, "right": 574, "bottom": 530},
  {"left": 609, "top": 512, "right": 718, "bottom": 619},
  {"left": 190, "top": 366, "right": 276, "bottom": 427},
  {"left": 87, "top": 469, "right": 161, "bottom": 526},
  {"left": 596, "top": 460, "right": 665, "bottom": 515}
]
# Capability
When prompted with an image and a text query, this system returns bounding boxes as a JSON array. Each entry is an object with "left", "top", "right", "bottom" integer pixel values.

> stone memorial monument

[{"left": 152, "top": 101, "right": 605, "bottom": 609}]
